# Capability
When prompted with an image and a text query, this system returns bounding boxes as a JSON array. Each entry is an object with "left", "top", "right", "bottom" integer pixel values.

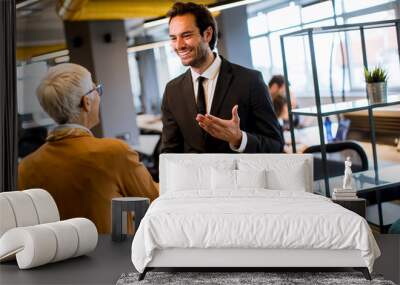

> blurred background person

[
  {"left": 268, "top": 75, "right": 287, "bottom": 102},
  {"left": 269, "top": 74, "right": 300, "bottom": 128},
  {"left": 272, "top": 93, "right": 289, "bottom": 130}
]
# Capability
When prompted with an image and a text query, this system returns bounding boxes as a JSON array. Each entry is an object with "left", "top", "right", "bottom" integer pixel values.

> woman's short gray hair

[{"left": 36, "top": 63, "right": 93, "bottom": 124}]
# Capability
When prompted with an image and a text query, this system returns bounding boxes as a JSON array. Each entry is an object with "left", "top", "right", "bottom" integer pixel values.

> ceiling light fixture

[
  {"left": 16, "top": 0, "right": 40, "bottom": 10},
  {"left": 127, "top": 40, "right": 170, "bottom": 53},
  {"left": 31, "top": 49, "right": 69, "bottom": 62},
  {"left": 209, "top": 0, "right": 262, "bottom": 12},
  {"left": 143, "top": 18, "right": 169, "bottom": 29},
  {"left": 54, "top": 55, "right": 70, "bottom": 64}
]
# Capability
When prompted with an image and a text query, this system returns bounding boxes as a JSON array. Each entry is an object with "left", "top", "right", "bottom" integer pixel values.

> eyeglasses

[
  {"left": 80, "top": 83, "right": 103, "bottom": 107},
  {"left": 83, "top": 83, "right": 104, "bottom": 97}
]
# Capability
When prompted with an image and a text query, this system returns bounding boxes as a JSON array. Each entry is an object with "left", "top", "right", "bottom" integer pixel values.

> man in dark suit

[{"left": 161, "top": 2, "right": 283, "bottom": 153}]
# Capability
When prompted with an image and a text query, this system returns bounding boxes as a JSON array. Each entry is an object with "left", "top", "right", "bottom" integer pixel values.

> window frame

[{"left": 247, "top": 0, "right": 400, "bottom": 96}]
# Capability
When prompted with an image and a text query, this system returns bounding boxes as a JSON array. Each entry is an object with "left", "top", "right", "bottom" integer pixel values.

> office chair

[
  {"left": 18, "top": 126, "right": 48, "bottom": 158},
  {"left": 137, "top": 135, "right": 161, "bottom": 182},
  {"left": 17, "top": 114, "right": 48, "bottom": 158},
  {"left": 303, "top": 140, "right": 368, "bottom": 181}
]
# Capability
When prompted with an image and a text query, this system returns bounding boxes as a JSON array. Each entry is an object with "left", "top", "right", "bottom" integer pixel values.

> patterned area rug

[{"left": 117, "top": 272, "right": 395, "bottom": 285}]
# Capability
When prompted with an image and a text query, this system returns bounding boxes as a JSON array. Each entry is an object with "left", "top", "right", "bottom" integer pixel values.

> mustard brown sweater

[{"left": 18, "top": 127, "right": 159, "bottom": 233}]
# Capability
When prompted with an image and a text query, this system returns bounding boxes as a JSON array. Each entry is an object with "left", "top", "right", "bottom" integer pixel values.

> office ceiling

[
  {"left": 16, "top": 0, "right": 65, "bottom": 60},
  {"left": 16, "top": 0, "right": 310, "bottom": 60},
  {"left": 16, "top": 0, "right": 217, "bottom": 60},
  {"left": 56, "top": 0, "right": 215, "bottom": 21}
]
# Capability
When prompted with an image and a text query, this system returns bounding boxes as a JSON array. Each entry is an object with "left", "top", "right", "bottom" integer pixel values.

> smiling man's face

[{"left": 169, "top": 13, "right": 212, "bottom": 68}]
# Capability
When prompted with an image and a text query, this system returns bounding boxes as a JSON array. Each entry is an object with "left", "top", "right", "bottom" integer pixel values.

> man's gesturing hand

[{"left": 196, "top": 105, "right": 242, "bottom": 148}]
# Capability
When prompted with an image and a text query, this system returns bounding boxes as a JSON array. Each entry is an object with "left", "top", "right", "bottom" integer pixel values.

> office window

[
  {"left": 333, "top": 0, "right": 344, "bottom": 15},
  {"left": 269, "top": 28, "right": 298, "bottom": 72},
  {"left": 283, "top": 35, "right": 311, "bottom": 96},
  {"left": 313, "top": 31, "right": 352, "bottom": 95},
  {"left": 127, "top": 52, "right": 143, "bottom": 113},
  {"left": 267, "top": 5, "right": 300, "bottom": 31},
  {"left": 250, "top": 36, "right": 271, "bottom": 82},
  {"left": 164, "top": 45, "right": 186, "bottom": 80},
  {"left": 302, "top": 19, "right": 335, "bottom": 29},
  {"left": 343, "top": 0, "right": 393, "bottom": 13},
  {"left": 346, "top": 10, "right": 396, "bottom": 24},
  {"left": 247, "top": 13, "right": 268, "bottom": 37},
  {"left": 301, "top": 1, "right": 334, "bottom": 23},
  {"left": 346, "top": 25, "right": 400, "bottom": 89},
  {"left": 248, "top": 26, "right": 299, "bottom": 83},
  {"left": 154, "top": 44, "right": 187, "bottom": 100},
  {"left": 16, "top": 60, "right": 57, "bottom": 159},
  {"left": 247, "top": 0, "right": 399, "bottom": 97},
  {"left": 17, "top": 61, "right": 53, "bottom": 124}
]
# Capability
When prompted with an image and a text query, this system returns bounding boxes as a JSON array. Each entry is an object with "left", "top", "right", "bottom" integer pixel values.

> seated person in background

[
  {"left": 268, "top": 75, "right": 287, "bottom": 102},
  {"left": 18, "top": 63, "right": 159, "bottom": 233},
  {"left": 272, "top": 94, "right": 289, "bottom": 130},
  {"left": 273, "top": 94, "right": 306, "bottom": 153},
  {"left": 268, "top": 74, "right": 300, "bottom": 128}
]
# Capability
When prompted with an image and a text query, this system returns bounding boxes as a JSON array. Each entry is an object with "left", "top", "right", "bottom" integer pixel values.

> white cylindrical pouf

[
  {"left": 0, "top": 226, "right": 57, "bottom": 269},
  {"left": 65, "top": 218, "right": 98, "bottom": 257},
  {"left": 42, "top": 221, "right": 79, "bottom": 262},
  {"left": 0, "top": 196, "right": 17, "bottom": 237},
  {"left": 1, "top": 192, "right": 39, "bottom": 227},
  {"left": 24, "top": 189, "right": 60, "bottom": 223}
]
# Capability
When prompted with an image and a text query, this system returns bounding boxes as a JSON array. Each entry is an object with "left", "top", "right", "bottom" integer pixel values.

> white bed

[{"left": 131, "top": 154, "right": 380, "bottom": 280}]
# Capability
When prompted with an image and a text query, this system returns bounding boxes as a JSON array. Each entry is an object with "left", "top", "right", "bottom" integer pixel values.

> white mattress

[{"left": 131, "top": 190, "right": 380, "bottom": 273}]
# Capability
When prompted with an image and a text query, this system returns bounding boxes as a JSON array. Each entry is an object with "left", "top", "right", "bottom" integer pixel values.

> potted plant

[{"left": 364, "top": 66, "right": 388, "bottom": 103}]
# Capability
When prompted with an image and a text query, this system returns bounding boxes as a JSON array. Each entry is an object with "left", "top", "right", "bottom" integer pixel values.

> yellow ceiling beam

[
  {"left": 57, "top": 0, "right": 216, "bottom": 21},
  {"left": 16, "top": 44, "right": 67, "bottom": 61}
]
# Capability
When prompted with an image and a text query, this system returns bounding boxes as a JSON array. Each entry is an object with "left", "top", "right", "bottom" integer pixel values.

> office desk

[
  {"left": 21, "top": 118, "right": 55, "bottom": 130},
  {"left": 131, "top": 135, "right": 160, "bottom": 156},
  {"left": 136, "top": 114, "right": 162, "bottom": 134},
  {"left": 0, "top": 235, "right": 134, "bottom": 285}
]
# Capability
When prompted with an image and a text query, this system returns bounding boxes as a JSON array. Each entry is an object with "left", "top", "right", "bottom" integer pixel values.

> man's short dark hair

[
  {"left": 273, "top": 94, "right": 287, "bottom": 118},
  {"left": 268, "top": 75, "right": 286, "bottom": 88},
  {"left": 167, "top": 2, "right": 218, "bottom": 50}
]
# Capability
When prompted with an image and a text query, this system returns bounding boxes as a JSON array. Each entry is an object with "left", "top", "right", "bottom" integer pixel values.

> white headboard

[{"left": 159, "top": 154, "right": 313, "bottom": 195}]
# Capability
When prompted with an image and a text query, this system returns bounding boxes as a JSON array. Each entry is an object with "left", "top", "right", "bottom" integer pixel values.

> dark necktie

[{"left": 197, "top": 76, "right": 206, "bottom": 115}]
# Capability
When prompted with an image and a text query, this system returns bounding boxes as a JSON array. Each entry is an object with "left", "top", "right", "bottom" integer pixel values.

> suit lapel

[
  {"left": 210, "top": 57, "right": 233, "bottom": 116},
  {"left": 181, "top": 69, "right": 206, "bottom": 148},
  {"left": 182, "top": 70, "right": 197, "bottom": 117}
]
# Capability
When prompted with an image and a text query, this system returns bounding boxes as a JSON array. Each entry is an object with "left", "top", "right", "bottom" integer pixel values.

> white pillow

[
  {"left": 167, "top": 160, "right": 235, "bottom": 192},
  {"left": 266, "top": 166, "right": 306, "bottom": 191},
  {"left": 211, "top": 168, "right": 236, "bottom": 190},
  {"left": 237, "top": 159, "right": 309, "bottom": 191},
  {"left": 211, "top": 169, "right": 268, "bottom": 190},
  {"left": 237, "top": 169, "right": 267, "bottom": 189},
  {"left": 167, "top": 162, "right": 210, "bottom": 191}
]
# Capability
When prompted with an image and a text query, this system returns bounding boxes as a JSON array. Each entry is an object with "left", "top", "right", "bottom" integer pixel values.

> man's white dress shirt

[{"left": 190, "top": 55, "right": 247, "bottom": 152}]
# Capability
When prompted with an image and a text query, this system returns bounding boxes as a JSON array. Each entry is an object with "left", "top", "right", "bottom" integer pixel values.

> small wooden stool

[{"left": 111, "top": 197, "right": 149, "bottom": 242}]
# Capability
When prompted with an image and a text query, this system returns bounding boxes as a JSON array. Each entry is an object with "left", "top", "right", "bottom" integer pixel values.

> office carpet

[{"left": 117, "top": 271, "right": 395, "bottom": 285}]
